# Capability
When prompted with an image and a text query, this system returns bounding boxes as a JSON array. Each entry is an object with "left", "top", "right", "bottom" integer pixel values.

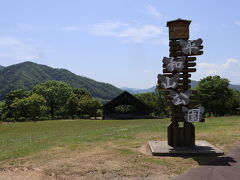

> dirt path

[
  {"left": 0, "top": 167, "right": 54, "bottom": 180},
  {"left": 1, "top": 143, "right": 239, "bottom": 180},
  {"left": 173, "top": 146, "right": 240, "bottom": 180},
  {"left": 0, "top": 144, "right": 169, "bottom": 180}
]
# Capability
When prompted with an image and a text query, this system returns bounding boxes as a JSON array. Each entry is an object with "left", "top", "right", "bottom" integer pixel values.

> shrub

[
  {"left": 18, "top": 117, "right": 26, "bottom": 122},
  {"left": 4, "top": 118, "right": 14, "bottom": 122}
]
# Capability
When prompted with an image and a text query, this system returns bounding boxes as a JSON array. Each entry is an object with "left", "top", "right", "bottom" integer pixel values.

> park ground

[{"left": 0, "top": 116, "right": 240, "bottom": 180}]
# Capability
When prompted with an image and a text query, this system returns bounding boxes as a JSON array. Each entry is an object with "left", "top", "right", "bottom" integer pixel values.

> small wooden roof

[
  {"left": 167, "top": 18, "right": 191, "bottom": 27},
  {"left": 103, "top": 91, "right": 149, "bottom": 112}
]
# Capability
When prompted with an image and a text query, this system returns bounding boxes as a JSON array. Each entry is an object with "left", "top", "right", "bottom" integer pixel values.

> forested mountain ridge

[
  {"left": 122, "top": 80, "right": 240, "bottom": 94},
  {"left": 0, "top": 61, "right": 122, "bottom": 101},
  {"left": 0, "top": 65, "right": 4, "bottom": 70}
]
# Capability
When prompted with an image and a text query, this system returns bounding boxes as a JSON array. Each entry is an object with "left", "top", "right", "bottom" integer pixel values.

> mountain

[
  {"left": 0, "top": 61, "right": 122, "bottom": 101},
  {"left": 229, "top": 84, "right": 240, "bottom": 91},
  {"left": 0, "top": 65, "right": 4, "bottom": 70},
  {"left": 121, "top": 86, "right": 156, "bottom": 94},
  {"left": 190, "top": 80, "right": 199, "bottom": 88},
  {"left": 122, "top": 80, "right": 240, "bottom": 94},
  {"left": 190, "top": 80, "right": 240, "bottom": 90}
]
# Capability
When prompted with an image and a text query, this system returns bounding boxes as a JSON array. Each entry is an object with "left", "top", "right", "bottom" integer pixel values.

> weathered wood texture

[
  {"left": 167, "top": 121, "right": 195, "bottom": 146},
  {"left": 163, "top": 62, "right": 196, "bottom": 68},
  {"left": 170, "top": 51, "right": 203, "bottom": 57},
  {"left": 169, "top": 45, "right": 203, "bottom": 51},
  {"left": 163, "top": 68, "right": 196, "bottom": 73},
  {"left": 163, "top": 73, "right": 191, "bottom": 78},
  {"left": 167, "top": 19, "right": 191, "bottom": 40}
]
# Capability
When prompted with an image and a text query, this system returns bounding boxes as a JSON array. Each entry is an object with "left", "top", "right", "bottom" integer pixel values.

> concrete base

[{"left": 148, "top": 140, "right": 224, "bottom": 156}]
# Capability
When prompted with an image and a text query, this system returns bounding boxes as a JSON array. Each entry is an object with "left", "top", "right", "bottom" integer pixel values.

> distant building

[{"left": 103, "top": 91, "right": 150, "bottom": 119}]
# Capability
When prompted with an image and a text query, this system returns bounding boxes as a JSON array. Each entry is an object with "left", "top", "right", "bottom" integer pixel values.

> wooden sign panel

[
  {"left": 157, "top": 73, "right": 180, "bottom": 89},
  {"left": 163, "top": 57, "right": 185, "bottom": 72},
  {"left": 182, "top": 106, "right": 205, "bottom": 122},
  {"left": 180, "top": 38, "right": 203, "bottom": 55}
]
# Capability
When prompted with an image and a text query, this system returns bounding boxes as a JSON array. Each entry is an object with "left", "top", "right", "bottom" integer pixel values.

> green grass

[
  {"left": 0, "top": 116, "right": 240, "bottom": 163},
  {"left": 0, "top": 119, "right": 166, "bottom": 161}
]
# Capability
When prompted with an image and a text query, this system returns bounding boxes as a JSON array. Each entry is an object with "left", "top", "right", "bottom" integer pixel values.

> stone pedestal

[{"left": 148, "top": 140, "right": 224, "bottom": 156}]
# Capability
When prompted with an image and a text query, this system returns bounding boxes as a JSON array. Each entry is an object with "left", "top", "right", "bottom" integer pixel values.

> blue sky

[{"left": 0, "top": 0, "right": 240, "bottom": 88}]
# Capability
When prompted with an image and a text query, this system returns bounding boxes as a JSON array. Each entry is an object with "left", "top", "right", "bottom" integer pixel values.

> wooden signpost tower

[
  {"left": 158, "top": 19, "right": 204, "bottom": 147},
  {"left": 149, "top": 19, "right": 223, "bottom": 156}
]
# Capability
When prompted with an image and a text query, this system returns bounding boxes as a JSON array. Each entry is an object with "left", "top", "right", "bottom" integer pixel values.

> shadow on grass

[
  {"left": 178, "top": 146, "right": 235, "bottom": 166},
  {"left": 163, "top": 142, "right": 234, "bottom": 166}
]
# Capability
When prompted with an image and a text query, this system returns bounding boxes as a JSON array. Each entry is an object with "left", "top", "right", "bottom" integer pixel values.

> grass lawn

[{"left": 0, "top": 116, "right": 240, "bottom": 179}]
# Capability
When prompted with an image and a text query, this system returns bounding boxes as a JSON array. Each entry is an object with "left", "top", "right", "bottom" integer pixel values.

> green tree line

[
  {"left": 195, "top": 76, "right": 240, "bottom": 116},
  {"left": 134, "top": 75, "right": 240, "bottom": 117},
  {"left": 0, "top": 75, "right": 239, "bottom": 122},
  {"left": 0, "top": 80, "right": 101, "bottom": 122}
]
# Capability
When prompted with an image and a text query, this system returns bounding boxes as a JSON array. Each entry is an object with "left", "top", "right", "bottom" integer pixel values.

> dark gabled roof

[
  {"left": 167, "top": 18, "right": 191, "bottom": 27},
  {"left": 103, "top": 91, "right": 149, "bottom": 111}
]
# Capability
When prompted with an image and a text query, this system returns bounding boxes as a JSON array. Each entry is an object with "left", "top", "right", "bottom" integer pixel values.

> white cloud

[
  {"left": 90, "top": 22, "right": 129, "bottom": 36},
  {"left": 0, "top": 36, "right": 23, "bottom": 46},
  {"left": 234, "top": 20, "right": 240, "bottom": 26},
  {"left": 0, "top": 36, "right": 44, "bottom": 62},
  {"left": 154, "top": 37, "right": 169, "bottom": 45},
  {"left": 118, "top": 25, "right": 163, "bottom": 42},
  {"left": 143, "top": 69, "right": 152, "bottom": 73},
  {"left": 89, "top": 21, "right": 164, "bottom": 43},
  {"left": 62, "top": 26, "right": 82, "bottom": 32},
  {"left": 147, "top": 5, "right": 162, "bottom": 19},
  {"left": 193, "top": 58, "right": 240, "bottom": 84}
]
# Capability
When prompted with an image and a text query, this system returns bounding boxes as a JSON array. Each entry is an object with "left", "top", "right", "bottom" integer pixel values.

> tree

[
  {"left": 68, "top": 89, "right": 102, "bottom": 119},
  {"left": 135, "top": 89, "right": 168, "bottom": 116},
  {"left": 78, "top": 95, "right": 93, "bottom": 118},
  {"left": 67, "top": 88, "right": 93, "bottom": 119},
  {"left": 27, "top": 93, "right": 47, "bottom": 121},
  {"left": 10, "top": 97, "right": 29, "bottom": 121},
  {"left": 196, "top": 76, "right": 232, "bottom": 116},
  {"left": 5, "top": 89, "right": 31, "bottom": 118},
  {"left": 85, "top": 99, "right": 101, "bottom": 118},
  {"left": 6, "top": 93, "right": 46, "bottom": 121},
  {"left": 5, "top": 89, "right": 32, "bottom": 106},
  {"left": 34, "top": 80, "right": 72, "bottom": 119},
  {"left": 73, "top": 88, "right": 91, "bottom": 99},
  {"left": 67, "top": 93, "right": 79, "bottom": 119},
  {"left": 0, "top": 101, "right": 5, "bottom": 121},
  {"left": 226, "top": 89, "right": 240, "bottom": 115}
]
